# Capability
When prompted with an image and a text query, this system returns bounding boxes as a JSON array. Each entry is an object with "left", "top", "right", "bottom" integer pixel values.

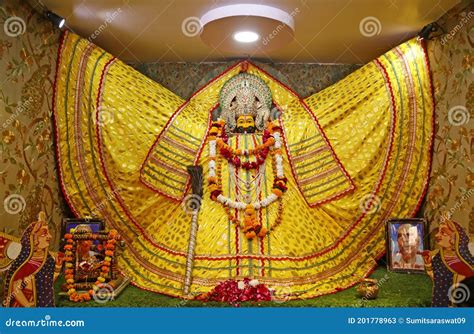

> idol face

[
  {"left": 435, "top": 222, "right": 455, "bottom": 249},
  {"left": 235, "top": 115, "right": 256, "bottom": 134},
  {"left": 397, "top": 224, "right": 420, "bottom": 261},
  {"left": 79, "top": 240, "right": 93, "bottom": 253},
  {"left": 36, "top": 225, "right": 52, "bottom": 250}
]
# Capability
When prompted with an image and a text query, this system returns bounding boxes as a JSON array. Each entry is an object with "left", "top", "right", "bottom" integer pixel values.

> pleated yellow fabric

[{"left": 53, "top": 31, "right": 433, "bottom": 299}]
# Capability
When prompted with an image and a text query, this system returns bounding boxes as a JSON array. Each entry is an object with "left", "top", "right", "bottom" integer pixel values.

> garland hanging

[
  {"left": 63, "top": 229, "right": 120, "bottom": 302},
  {"left": 207, "top": 120, "right": 287, "bottom": 239}
]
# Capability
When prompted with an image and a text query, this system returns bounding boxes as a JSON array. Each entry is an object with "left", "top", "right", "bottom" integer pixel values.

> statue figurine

[
  {"left": 52, "top": 32, "right": 436, "bottom": 299},
  {"left": 3, "top": 212, "right": 63, "bottom": 307},
  {"left": 74, "top": 224, "right": 104, "bottom": 281},
  {"left": 423, "top": 220, "right": 474, "bottom": 307}
]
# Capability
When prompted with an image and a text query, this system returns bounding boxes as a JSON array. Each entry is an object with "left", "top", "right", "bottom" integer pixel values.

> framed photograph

[
  {"left": 59, "top": 218, "right": 109, "bottom": 282},
  {"left": 386, "top": 218, "right": 427, "bottom": 274},
  {"left": 60, "top": 218, "right": 104, "bottom": 249},
  {"left": 61, "top": 218, "right": 104, "bottom": 236},
  {"left": 74, "top": 234, "right": 109, "bottom": 282}
]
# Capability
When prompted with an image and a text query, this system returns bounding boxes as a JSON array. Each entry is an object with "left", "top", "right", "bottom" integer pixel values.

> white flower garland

[
  {"left": 209, "top": 140, "right": 217, "bottom": 177},
  {"left": 273, "top": 132, "right": 284, "bottom": 178},
  {"left": 208, "top": 130, "right": 285, "bottom": 211}
]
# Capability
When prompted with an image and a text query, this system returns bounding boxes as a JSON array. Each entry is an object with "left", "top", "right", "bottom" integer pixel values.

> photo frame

[
  {"left": 386, "top": 218, "right": 427, "bottom": 274},
  {"left": 60, "top": 218, "right": 111, "bottom": 283},
  {"left": 60, "top": 218, "right": 104, "bottom": 249},
  {"left": 74, "top": 233, "right": 111, "bottom": 283},
  {"left": 61, "top": 218, "right": 104, "bottom": 236}
]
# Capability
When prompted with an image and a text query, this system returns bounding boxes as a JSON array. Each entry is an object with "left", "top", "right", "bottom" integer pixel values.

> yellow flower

[
  {"left": 16, "top": 169, "right": 29, "bottom": 186},
  {"left": 450, "top": 139, "right": 460, "bottom": 151},
  {"left": 428, "top": 184, "right": 444, "bottom": 204},
  {"left": 467, "top": 173, "right": 474, "bottom": 188},
  {"left": 462, "top": 55, "right": 472, "bottom": 71},
  {"left": 2, "top": 130, "right": 15, "bottom": 144}
]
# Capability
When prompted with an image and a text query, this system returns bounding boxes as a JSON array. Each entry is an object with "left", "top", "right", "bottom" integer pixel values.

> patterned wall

[
  {"left": 132, "top": 61, "right": 360, "bottom": 100},
  {"left": 423, "top": 1, "right": 473, "bottom": 236},
  {"left": 0, "top": 0, "right": 64, "bottom": 246}
]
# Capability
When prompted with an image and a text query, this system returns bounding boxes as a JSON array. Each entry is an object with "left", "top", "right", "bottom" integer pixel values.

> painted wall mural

[
  {"left": 0, "top": 0, "right": 64, "bottom": 246},
  {"left": 423, "top": 1, "right": 473, "bottom": 237}
]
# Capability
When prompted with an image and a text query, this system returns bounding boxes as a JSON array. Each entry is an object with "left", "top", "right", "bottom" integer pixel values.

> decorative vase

[{"left": 357, "top": 278, "right": 379, "bottom": 299}]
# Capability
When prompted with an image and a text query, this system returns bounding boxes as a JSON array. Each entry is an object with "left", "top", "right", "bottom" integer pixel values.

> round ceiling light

[
  {"left": 233, "top": 31, "right": 260, "bottom": 43},
  {"left": 200, "top": 4, "right": 295, "bottom": 54}
]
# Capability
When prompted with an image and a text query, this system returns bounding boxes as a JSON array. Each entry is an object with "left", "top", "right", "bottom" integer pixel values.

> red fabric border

[
  {"left": 94, "top": 58, "right": 190, "bottom": 258},
  {"left": 57, "top": 51, "right": 395, "bottom": 262},
  {"left": 138, "top": 61, "right": 244, "bottom": 201},
  {"left": 53, "top": 36, "right": 430, "bottom": 264},
  {"left": 248, "top": 62, "right": 356, "bottom": 207}
]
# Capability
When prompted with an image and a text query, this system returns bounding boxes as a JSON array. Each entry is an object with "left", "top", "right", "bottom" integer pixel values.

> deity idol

[
  {"left": 53, "top": 32, "right": 434, "bottom": 299},
  {"left": 207, "top": 73, "right": 286, "bottom": 240},
  {"left": 75, "top": 224, "right": 104, "bottom": 281}
]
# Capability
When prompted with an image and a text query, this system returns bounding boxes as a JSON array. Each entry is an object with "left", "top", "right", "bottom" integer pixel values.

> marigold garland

[
  {"left": 63, "top": 229, "right": 120, "bottom": 302},
  {"left": 207, "top": 120, "right": 287, "bottom": 239}
]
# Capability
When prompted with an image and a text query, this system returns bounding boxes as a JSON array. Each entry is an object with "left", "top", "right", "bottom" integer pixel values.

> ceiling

[{"left": 33, "top": 0, "right": 459, "bottom": 64}]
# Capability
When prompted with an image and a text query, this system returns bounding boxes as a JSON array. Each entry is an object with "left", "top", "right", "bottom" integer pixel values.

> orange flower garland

[
  {"left": 63, "top": 229, "right": 120, "bottom": 302},
  {"left": 207, "top": 119, "right": 287, "bottom": 239}
]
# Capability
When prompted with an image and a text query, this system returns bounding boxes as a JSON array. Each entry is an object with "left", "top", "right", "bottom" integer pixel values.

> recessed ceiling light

[
  {"left": 234, "top": 31, "right": 259, "bottom": 43},
  {"left": 200, "top": 4, "right": 295, "bottom": 53}
]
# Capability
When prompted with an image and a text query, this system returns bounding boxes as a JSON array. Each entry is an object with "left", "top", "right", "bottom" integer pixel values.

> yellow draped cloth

[{"left": 53, "top": 31, "right": 433, "bottom": 299}]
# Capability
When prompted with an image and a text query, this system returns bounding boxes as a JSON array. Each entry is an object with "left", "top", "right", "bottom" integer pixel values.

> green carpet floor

[{"left": 56, "top": 267, "right": 433, "bottom": 307}]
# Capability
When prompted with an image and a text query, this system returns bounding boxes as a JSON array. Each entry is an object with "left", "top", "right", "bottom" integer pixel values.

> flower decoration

[
  {"left": 63, "top": 229, "right": 120, "bottom": 302},
  {"left": 196, "top": 278, "right": 272, "bottom": 306},
  {"left": 206, "top": 119, "right": 286, "bottom": 240}
]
